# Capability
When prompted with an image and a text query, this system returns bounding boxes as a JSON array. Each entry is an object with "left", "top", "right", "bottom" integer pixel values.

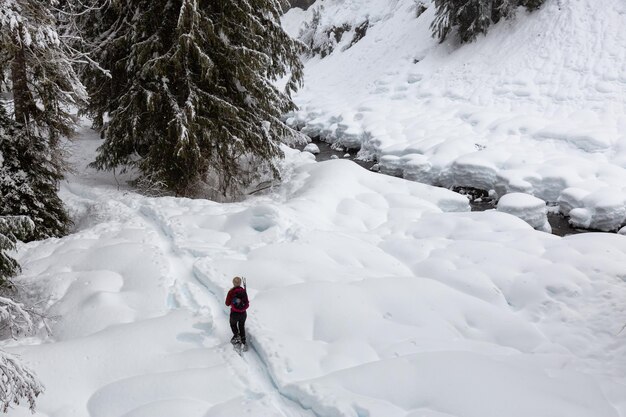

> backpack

[{"left": 232, "top": 289, "right": 247, "bottom": 309}]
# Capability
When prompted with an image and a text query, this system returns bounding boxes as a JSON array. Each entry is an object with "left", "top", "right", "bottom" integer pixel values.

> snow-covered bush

[
  {"left": 0, "top": 217, "right": 44, "bottom": 412},
  {"left": 0, "top": 350, "right": 42, "bottom": 412},
  {"left": 0, "top": 216, "right": 33, "bottom": 288},
  {"left": 415, "top": 0, "right": 429, "bottom": 17},
  {"left": 289, "top": 0, "right": 316, "bottom": 9},
  {"left": 431, "top": 0, "right": 547, "bottom": 43},
  {"left": 298, "top": 6, "right": 369, "bottom": 57},
  {"left": 299, "top": 7, "right": 347, "bottom": 57},
  {"left": 0, "top": 296, "right": 43, "bottom": 413}
]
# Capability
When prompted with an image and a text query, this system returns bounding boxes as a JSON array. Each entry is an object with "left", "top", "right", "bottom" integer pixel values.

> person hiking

[{"left": 225, "top": 276, "right": 249, "bottom": 351}]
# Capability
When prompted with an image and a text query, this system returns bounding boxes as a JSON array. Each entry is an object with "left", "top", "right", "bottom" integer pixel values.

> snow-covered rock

[
  {"left": 497, "top": 192, "right": 551, "bottom": 233},
  {"left": 567, "top": 188, "right": 626, "bottom": 231},
  {"left": 558, "top": 187, "right": 590, "bottom": 216},
  {"left": 303, "top": 143, "right": 320, "bottom": 154},
  {"left": 379, "top": 153, "right": 433, "bottom": 183},
  {"left": 378, "top": 154, "right": 403, "bottom": 177},
  {"left": 402, "top": 153, "right": 432, "bottom": 183}
]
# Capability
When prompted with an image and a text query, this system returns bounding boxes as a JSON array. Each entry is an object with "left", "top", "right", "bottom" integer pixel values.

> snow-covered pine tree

[
  {"left": 0, "top": 215, "right": 32, "bottom": 288},
  {"left": 0, "top": 106, "right": 70, "bottom": 240},
  {"left": 0, "top": 296, "right": 43, "bottom": 412},
  {"left": 0, "top": 0, "right": 86, "bottom": 146},
  {"left": 0, "top": 290, "right": 44, "bottom": 413},
  {"left": 80, "top": 0, "right": 305, "bottom": 199},
  {"left": 431, "top": 0, "right": 546, "bottom": 43},
  {"left": 0, "top": 344, "right": 43, "bottom": 412},
  {"left": 0, "top": 181, "right": 44, "bottom": 413},
  {"left": 0, "top": 196, "right": 44, "bottom": 414}
]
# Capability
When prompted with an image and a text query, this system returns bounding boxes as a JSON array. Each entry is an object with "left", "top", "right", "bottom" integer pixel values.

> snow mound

[
  {"left": 303, "top": 143, "right": 320, "bottom": 154},
  {"left": 497, "top": 192, "right": 551, "bottom": 233},
  {"left": 283, "top": 351, "right": 617, "bottom": 417}
]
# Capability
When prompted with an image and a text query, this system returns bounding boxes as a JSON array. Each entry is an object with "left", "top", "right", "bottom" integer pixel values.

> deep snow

[
  {"left": 4, "top": 120, "right": 626, "bottom": 417},
  {"left": 282, "top": 0, "right": 626, "bottom": 231},
  {"left": 3, "top": 0, "right": 626, "bottom": 414}
]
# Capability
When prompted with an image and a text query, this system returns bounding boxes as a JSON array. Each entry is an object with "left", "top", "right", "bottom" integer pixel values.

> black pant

[{"left": 230, "top": 311, "right": 247, "bottom": 343}]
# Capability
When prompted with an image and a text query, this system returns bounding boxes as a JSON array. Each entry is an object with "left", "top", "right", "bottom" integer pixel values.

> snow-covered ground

[
  {"left": 283, "top": 0, "right": 626, "bottom": 231},
  {"left": 3, "top": 1, "right": 626, "bottom": 413},
  {"left": 4, "top": 121, "right": 626, "bottom": 417}
]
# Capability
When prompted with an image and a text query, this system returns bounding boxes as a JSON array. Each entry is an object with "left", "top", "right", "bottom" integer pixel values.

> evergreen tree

[
  {"left": 0, "top": 0, "right": 86, "bottom": 240},
  {"left": 431, "top": 0, "right": 546, "bottom": 43},
  {"left": 0, "top": 343, "right": 43, "bottom": 412},
  {"left": 0, "top": 162, "right": 42, "bottom": 415},
  {"left": 0, "top": 0, "right": 86, "bottom": 145},
  {"left": 0, "top": 259, "right": 44, "bottom": 412},
  {"left": 79, "top": 0, "right": 305, "bottom": 198},
  {"left": 0, "top": 292, "right": 43, "bottom": 412},
  {"left": 0, "top": 106, "right": 70, "bottom": 240},
  {"left": 0, "top": 215, "right": 32, "bottom": 288}
]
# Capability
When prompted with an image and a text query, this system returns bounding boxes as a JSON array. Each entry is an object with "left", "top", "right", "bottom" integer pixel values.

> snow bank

[
  {"left": 497, "top": 192, "right": 551, "bottom": 233},
  {"left": 562, "top": 188, "right": 626, "bottom": 231},
  {"left": 283, "top": 0, "right": 626, "bottom": 230}
]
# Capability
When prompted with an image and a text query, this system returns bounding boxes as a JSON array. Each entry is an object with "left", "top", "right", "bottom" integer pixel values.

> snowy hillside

[
  {"left": 283, "top": 0, "right": 626, "bottom": 231},
  {"left": 5, "top": 121, "right": 626, "bottom": 417}
]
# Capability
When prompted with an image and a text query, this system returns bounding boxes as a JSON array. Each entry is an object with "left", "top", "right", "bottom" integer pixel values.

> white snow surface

[
  {"left": 282, "top": 0, "right": 626, "bottom": 231},
  {"left": 497, "top": 192, "right": 551, "bottom": 233},
  {"left": 303, "top": 143, "right": 321, "bottom": 154},
  {"left": 4, "top": 123, "right": 626, "bottom": 417}
]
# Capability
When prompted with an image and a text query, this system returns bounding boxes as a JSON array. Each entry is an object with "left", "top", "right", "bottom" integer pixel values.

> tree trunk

[{"left": 10, "top": 39, "right": 33, "bottom": 126}]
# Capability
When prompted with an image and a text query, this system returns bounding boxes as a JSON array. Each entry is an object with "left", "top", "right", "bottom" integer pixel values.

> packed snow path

[
  {"left": 7, "top": 125, "right": 317, "bottom": 417},
  {"left": 6, "top": 123, "right": 626, "bottom": 417}
]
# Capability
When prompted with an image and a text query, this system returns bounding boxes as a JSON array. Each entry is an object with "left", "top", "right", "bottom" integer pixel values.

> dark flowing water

[
  {"left": 309, "top": 139, "right": 376, "bottom": 170},
  {"left": 453, "top": 187, "right": 584, "bottom": 237},
  {"left": 308, "top": 139, "right": 586, "bottom": 237}
]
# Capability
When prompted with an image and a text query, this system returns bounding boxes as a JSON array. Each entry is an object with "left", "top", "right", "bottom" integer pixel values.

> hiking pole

[{"left": 243, "top": 277, "right": 246, "bottom": 289}]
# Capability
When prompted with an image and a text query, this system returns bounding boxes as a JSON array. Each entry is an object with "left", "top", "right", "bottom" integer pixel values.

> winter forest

[{"left": 1, "top": 0, "right": 626, "bottom": 416}]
